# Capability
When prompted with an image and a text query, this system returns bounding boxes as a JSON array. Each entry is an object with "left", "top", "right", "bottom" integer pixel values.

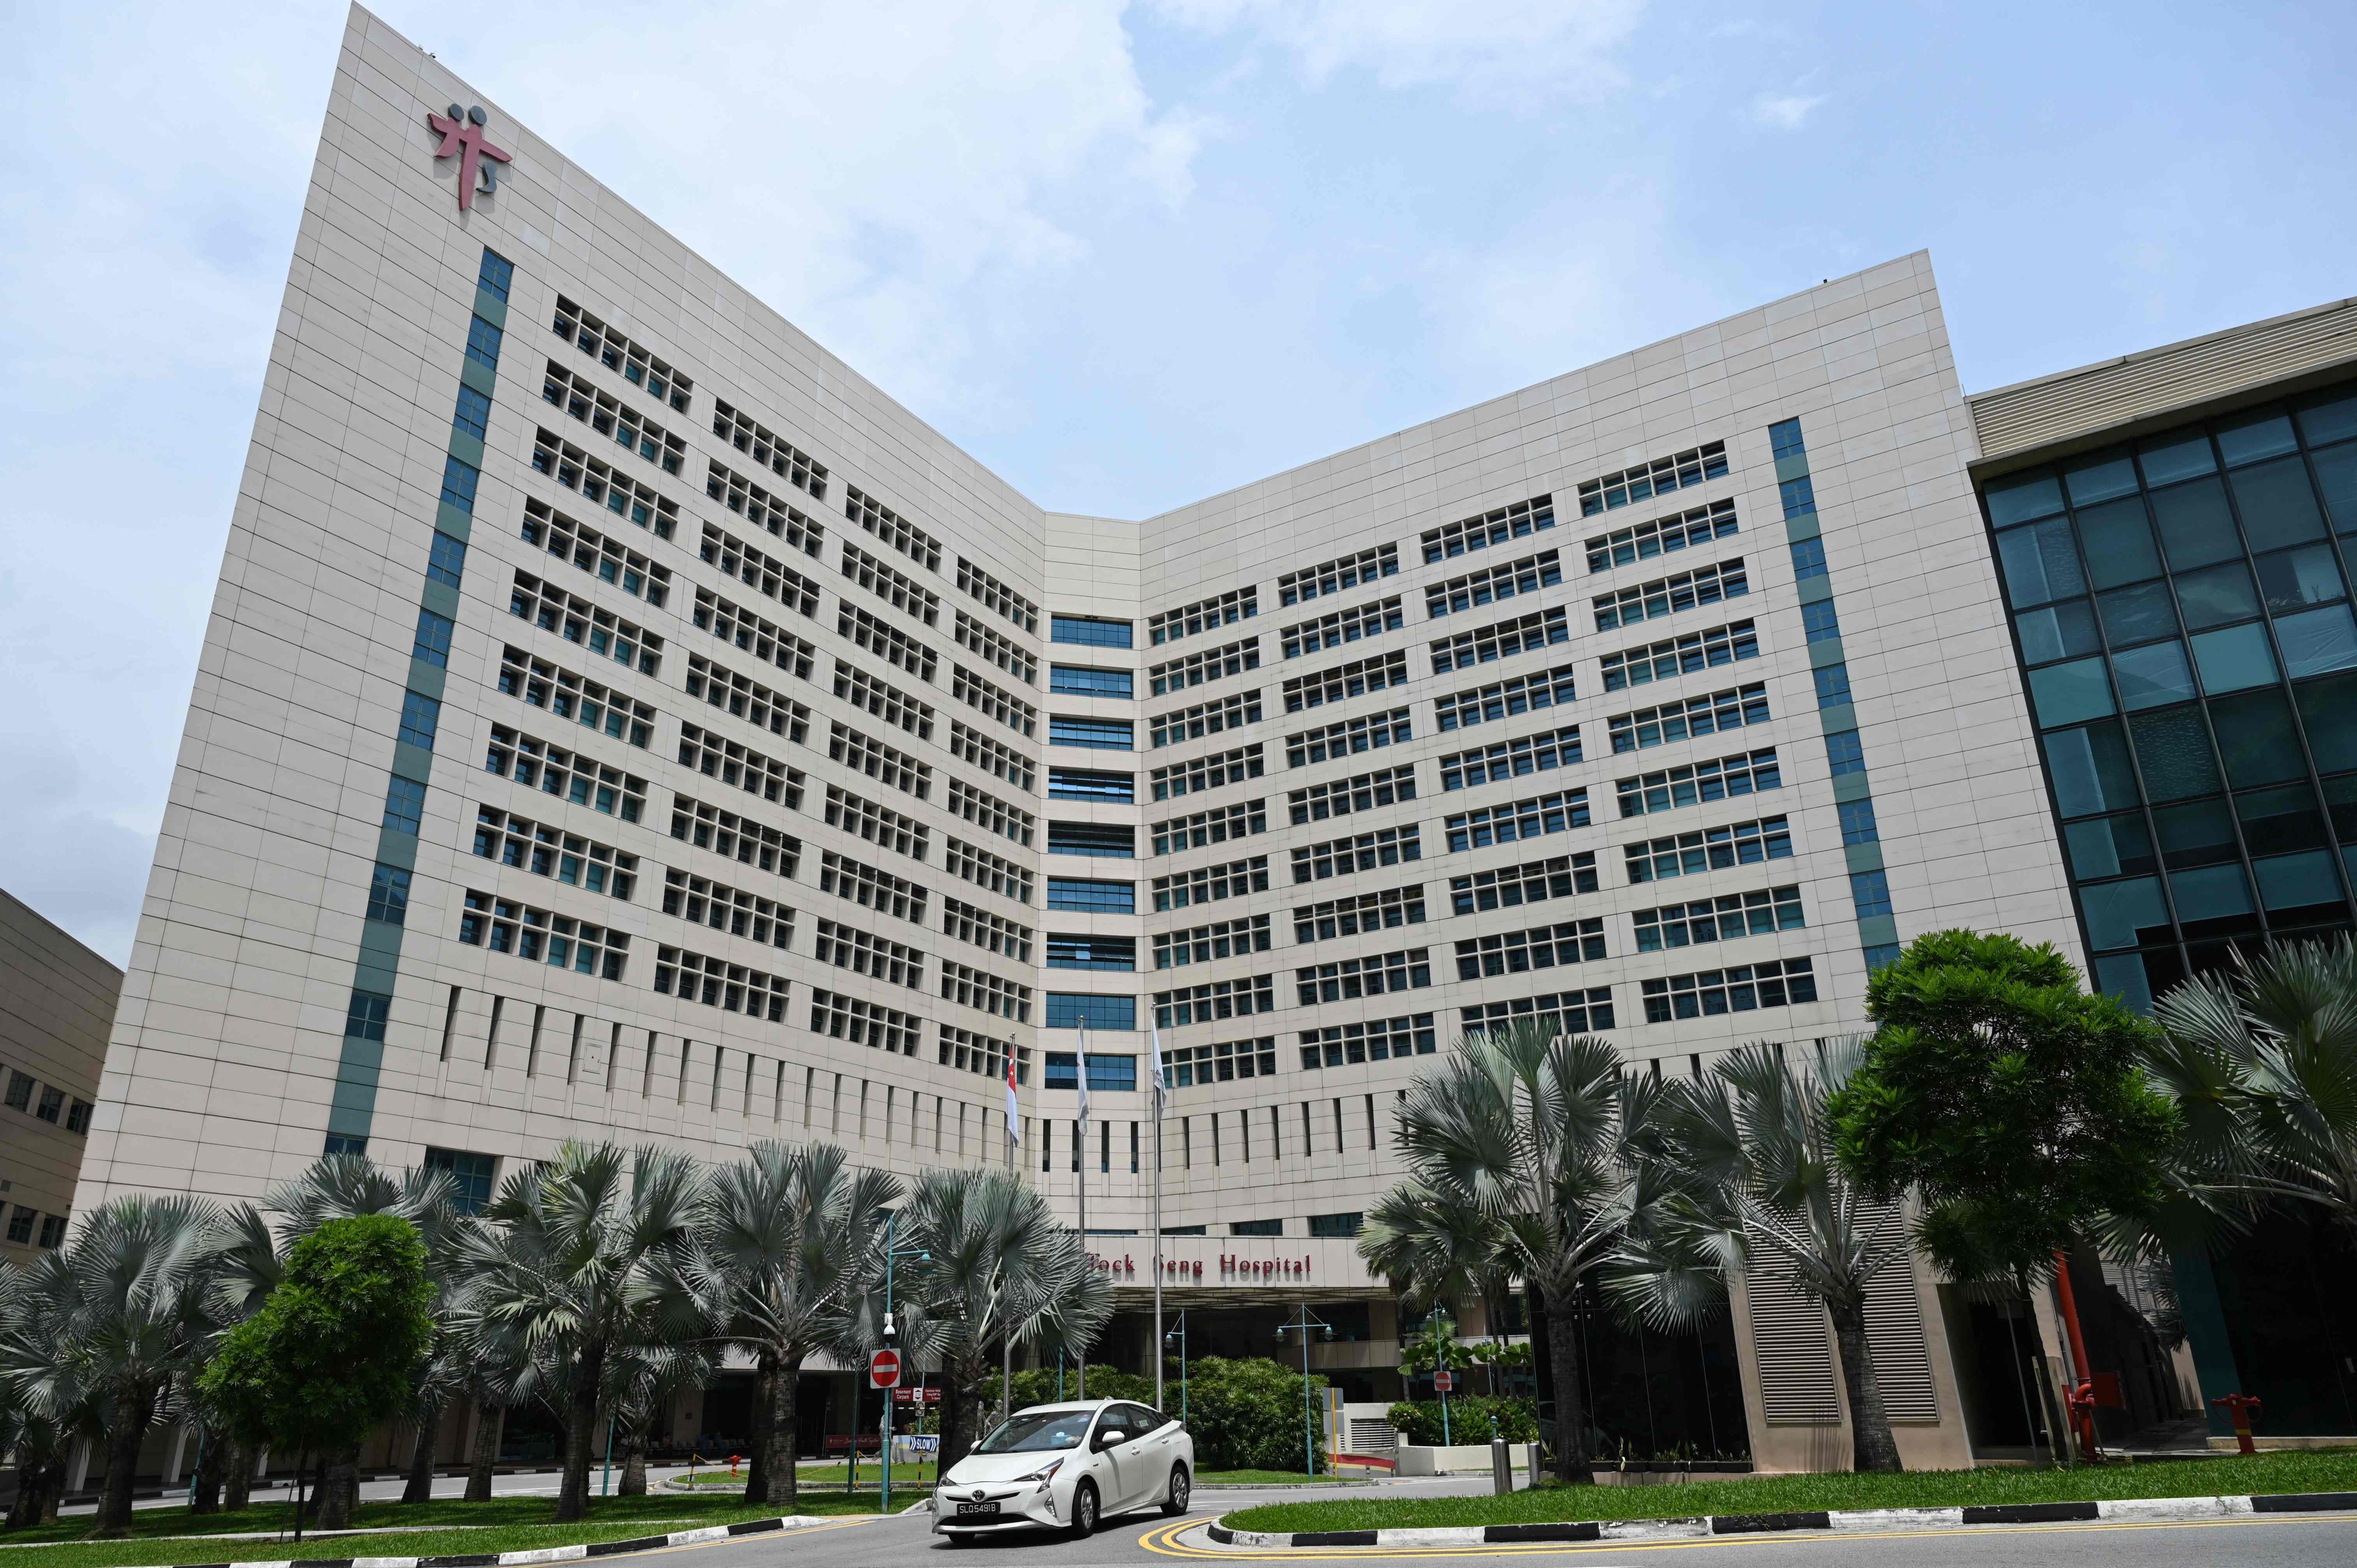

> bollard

[
  {"left": 1489, "top": 1415, "right": 1512, "bottom": 1496},
  {"left": 2211, "top": 1392, "right": 2262, "bottom": 1455},
  {"left": 1527, "top": 1441, "right": 1543, "bottom": 1487}
]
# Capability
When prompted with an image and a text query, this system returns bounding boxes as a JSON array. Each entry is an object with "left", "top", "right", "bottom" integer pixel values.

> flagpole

[
  {"left": 1002, "top": 1046, "right": 1019, "bottom": 1426},
  {"left": 1151, "top": 1025, "right": 1166, "bottom": 1414},
  {"left": 1075, "top": 1024, "right": 1088, "bottom": 1403}
]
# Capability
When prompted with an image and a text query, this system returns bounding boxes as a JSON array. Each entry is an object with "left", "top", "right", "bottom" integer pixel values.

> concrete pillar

[
  {"left": 66, "top": 1439, "right": 90, "bottom": 1494},
  {"left": 165, "top": 1424, "right": 190, "bottom": 1486}
]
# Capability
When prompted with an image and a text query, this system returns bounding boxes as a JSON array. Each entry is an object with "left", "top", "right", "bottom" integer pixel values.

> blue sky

[{"left": 2, "top": 1, "right": 2351, "bottom": 962}]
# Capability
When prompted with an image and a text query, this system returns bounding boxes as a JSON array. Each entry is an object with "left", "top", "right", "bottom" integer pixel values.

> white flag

[
  {"left": 1004, "top": 1048, "right": 1021, "bottom": 1144},
  {"left": 1149, "top": 1024, "right": 1167, "bottom": 1106},
  {"left": 1075, "top": 1025, "right": 1090, "bottom": 1127}
]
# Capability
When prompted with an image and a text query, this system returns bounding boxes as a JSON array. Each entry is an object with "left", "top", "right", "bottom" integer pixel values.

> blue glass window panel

[
  {"left": 2074, "top": 497, "right": 2163, "bottom": 589},
  {"left": 1824, "top": 729, "right": 1866, "bottom": 777},
  {"left": 1995, "top": 520, "right": 2085, "bottom": 608},
  {"left": 2252, "top": 850, "right": 2343, "bottom": 913},
  {"left": 1849, "top": 868, "right": 1893, "bottom": 918},
  {"left": 345, "top": 989, "right": 392, "bottom": 1042},
  {"left": 2016, "top": 600, "right": 2102, "bottom": 664},
  {"left": 2176, "top": 562, "right": 2261, "bottom": 629},
  {"left": 1047, "top": 936, "right": 1136, "bottom": 971},
  {"left": 413, "top": 608, "right": 455, "bottom": 667},
  {"left": 2295, "top": 388, "right": 2357, "bottom": 448},
  {"left": 1086, "top": 1054, "right": 1137, "bottom": 1090},
  {"left": 1801, "top": 600, "right": 1842, "bottom": 643},
  {"left": 2095, "top": 583, "right": 2177, "bottom": 649},
  {"left": 440, "top": 453, "right": 480, "bottom": 514},
  {"left": 2042, "top": 721, "right": 2141, "bottom": 818},
  {"left": 323, "top": 1134, "right": 369, "bottom": 1157},
  {"left": 1985, "top": 470, "right": 2065, "bottom": 527},
  {"left": 2274, "top": 604, "right": 2357, "bottom": 678},
  {"left": 1779, "top": 475, "right": 1816, "bottom": 518},
  {"left": 1050, "top": 665, "right": 1133, "bottom": 698},
  {"left": 2079, "top": 876, "right": 2168, "bottom": 951},
  {"left": 2169, "top": 862, "right": 2255, "bottom": 924},
  {"left": 1048, "top": 768, "right": 1134, "bottom": 802},
  {"left": 2254, "top": 545, "right": 2348, "bottom": 613},
  {"left": 2148, "top": 478, "right": 2242, "bottom": 570},
  {"left": 463, "top": 315, "right": 504, "bottom": 371},
  {"left": 2229, "top": 456, "right": 2326, "bottom": 551},
  {"left": 427, "top": 532, "right": 468, "bottom": 587},
  {"left": 1044, "top": 994, "right": 1136, "bottom": 1031},
  {"left": 1788, "top": 537, "right": 1829, "bottom": 581},
  {"left": 2305, "top": 674, "right": 2357, "bottom": 772},
  {"left": 2191, "top": 623, "right": 2279, "bottom": 694},
  {"left": 2208, "top": 689, "right": 2306, "bottom": 789},
  {"left": 2137, "top": 430, "right": 2217, "bottom": 487},
  {"left": 478, "top": 249, "right": 515, "bottom": 303},
  {"left": 2062, "top": 451, "right": 2139, "bottom": 506},
  {"left": 1837, "top": 798, "right": 1879, "bottom": 845},
  {"left": 2028, "top": 658, "right": 2114, "bottom": 727},
  {"left": 398, "top": 690, "right": 442, "bottom": 750},
  {"left": 383, "top": 775, "right": 428, "bottom": 835},
  {"left": 1814, "top": 662, "right": 1854, "bottom": 708},
  {"left": 2214, "top": 410, "right": 2298, "bottom": 467},
  {"left": 1863, "top": 942, "right": 1902, "bottom": 972},
  {"left": 453, "top": 384, "right": 492, "bottom": 441},
  {"left": 1047, "top": 878, "right": 1134, "bottom": 913},
  {"left": 2065, "top": 813, "right": 2155, "bottom": 880},
  {"left": 2110, "top": 642, "right": 2194, "bottom": 711},
  {"left": 1768, "top": 419, "right": 1806, "bottom": 461},
  {"left": 2092, "top": 953, "right": 2155, "bottom": 1013},
  {"left": 1051, "top": 716, "right": 1134, "bottom": 750},
  {"left": 365, "top": 863, "right": 411, "bottom": 925},
  {"left": 2236, "top": 784, "right": 2329, "bottom": 856},
  {"left": 2128, "top": 707, "right": 2222, "bottom": 801},
  {"left": 2154, "top": 799, "right": 2237, "bottom": 867},
  {"left": 1052, "top": 615, "right": 1132, "bottom": 648},
  {"left": 2312, "top": 444, "right": 2357, "bottom": 531}
]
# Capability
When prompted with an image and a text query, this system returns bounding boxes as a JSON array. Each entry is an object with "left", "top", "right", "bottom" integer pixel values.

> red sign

[
  {"left": 1433, "top": 1371, "right": 1454, "bottom": 1394},
  {"left": 425, "top": 104, "right": 513, "bottom": 211},
  {"left": 893, "top": 1386, "right": 942, "bottom": 1405},
  {"left": 1218, "top": 1254, "right": 1313, "bottom": 1280},
  {"left": 868, "top": 1349, "right": 902, "bottom": 1390}
]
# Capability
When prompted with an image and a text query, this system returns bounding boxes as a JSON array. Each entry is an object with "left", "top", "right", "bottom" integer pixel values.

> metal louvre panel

[
  {"left": 1969, "top": 298, "right": 2357, "bottom": 463},
  {"left": 1857, "top": 1203, "right": 1940, "bottom": 1424},
  {"left": 1348, "top": 1418, "right": 1397, "bottom": 1454},
  {"left": 1743, "top": 1265, "right": 1840, "bottom": 1425}
]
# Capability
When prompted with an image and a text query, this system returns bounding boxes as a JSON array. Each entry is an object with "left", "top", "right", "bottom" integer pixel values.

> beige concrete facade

[
  {"left": 0, "top": 888, "right": 119, "bottom": 1266},
  {"left": 77, "top": 3, "right": 2109, "bottom": 1468}
]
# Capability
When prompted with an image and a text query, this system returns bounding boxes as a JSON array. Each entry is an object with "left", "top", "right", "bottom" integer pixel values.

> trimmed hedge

[{"left": 1386, "top": 1395, "right": 1538, "bottom": 1445}]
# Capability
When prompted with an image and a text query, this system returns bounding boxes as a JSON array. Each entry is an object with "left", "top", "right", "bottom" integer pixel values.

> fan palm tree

[
  {"left": 453, "top": 1142, "right": 707, "bottom": 1521},
  {"left": 1357, "top": 1184, "right": 1512, "bottom": 1392},
  {"left": 898, "top": 1168, "right": 1113, "bottom": 1468},
  {"left": 1634, "top": 1040, "right": 1911, "bottom": 1472},
  {"left": 0, "top": 1257, "right": 93, "bottom": 1528},
  {"left": 600, "top": 1340, "right": 714, "bottom": 1495},
  {"left": 1389, "top": 1020, "right": 1664, "bottom": 1484},
  {"left": 2146, "top": 937, "right": 2357, "bottom": 1248},
  {"left": 697, "top": 1143, "right": 897, "bottom": 1508}
]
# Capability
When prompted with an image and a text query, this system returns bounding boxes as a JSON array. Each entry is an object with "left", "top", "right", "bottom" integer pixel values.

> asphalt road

[{"left": 597, "top": 1494, "right": 2357, "bottom": 1568}]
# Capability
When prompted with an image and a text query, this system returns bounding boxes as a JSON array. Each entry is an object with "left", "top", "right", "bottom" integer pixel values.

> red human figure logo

[{"left": 425, "top": 103, "right": 512, "bottom": 211}]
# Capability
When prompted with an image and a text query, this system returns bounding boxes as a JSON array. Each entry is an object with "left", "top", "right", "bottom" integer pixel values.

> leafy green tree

[
  {"left": 1385, "top": 1394, "right": 1537, "bottom": 1445},
  {"left": 1831, "top": 929, "right": 2177, "bottom": 1455},
  {"left": 200, "top": 1215, "right": 433, "bottom": 1537},
  {"left": 1177, "top": 1357, "right": 1325, "bottom": 1472},
  {"left": 1005, "top": 1364, "right": 1154, "bottom": 1409}
]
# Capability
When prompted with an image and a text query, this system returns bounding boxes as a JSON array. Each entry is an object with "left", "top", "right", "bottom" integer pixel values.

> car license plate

[{"left": 955, "top": 1501, "right": 1000, "bottom": 1518}]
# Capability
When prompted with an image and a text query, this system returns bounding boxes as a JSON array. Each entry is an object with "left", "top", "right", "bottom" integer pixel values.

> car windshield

[{"left": 973, "top": 1410, "right": 1096, "bottom": 1454}]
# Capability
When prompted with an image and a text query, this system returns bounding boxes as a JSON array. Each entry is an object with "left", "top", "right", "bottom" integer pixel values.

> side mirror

[{"left": 1094, "top": 1428, "right": 1126, "bottom": 1451}]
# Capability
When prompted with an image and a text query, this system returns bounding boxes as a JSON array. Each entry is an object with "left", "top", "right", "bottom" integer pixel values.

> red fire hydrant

[
  {"left": 2066, "top": 1380, "right": 2102, "bottom": 1463},
  {"left": 729, "top": 1453, "right": 742, "bottom": 1478},
  {"left": 2211, "top": 1392, "right": 2262, "bottom": 1455}
]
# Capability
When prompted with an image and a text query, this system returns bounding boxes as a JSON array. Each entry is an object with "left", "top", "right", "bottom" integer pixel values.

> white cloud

[
  {"left": 1153, "top": 0, "right": 1647, "bottom": 101},
  {"left": 1751, "top": 91, "right": 1827, "bottom": 129}
]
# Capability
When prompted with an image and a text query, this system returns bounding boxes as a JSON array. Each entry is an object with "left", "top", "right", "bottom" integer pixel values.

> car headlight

[{"left": 1018, "top": 1458, "right": 1065, "bottom": 1486}]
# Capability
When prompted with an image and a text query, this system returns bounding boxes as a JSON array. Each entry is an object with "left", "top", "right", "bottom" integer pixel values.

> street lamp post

[
  {"left": 1272, "top": 1306, "right": 1335, "bottom": 1478},
  {"left": 1161, "top": 1312, "right": 1189, "bottom": 1426},
  {"left": 1429, "top": 1311, "right": 1455, "bottom": 1447},
  {"left": 879, "top": 1211, "right": 929, "bottom": 1516}
]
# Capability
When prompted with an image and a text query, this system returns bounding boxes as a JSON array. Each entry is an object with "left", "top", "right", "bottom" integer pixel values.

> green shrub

[
  {"left": 1386, "top": 1395, "right": 1538, "bottom": 1445},
  {"left": 1180, "top": 1357, "right": 1326, "bottom": 1472},
  {"left": 1005, "top": 1364, "right": 1156, "bottom": 1411}
]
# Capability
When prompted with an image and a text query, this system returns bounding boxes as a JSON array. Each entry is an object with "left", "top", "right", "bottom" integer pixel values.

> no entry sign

[
  {"left": 1433, "top": 1370, "right": 1454, "bottom": 1393},
  {"left": 869, "top": 1348, "right": 902, "bottom": 1390}
]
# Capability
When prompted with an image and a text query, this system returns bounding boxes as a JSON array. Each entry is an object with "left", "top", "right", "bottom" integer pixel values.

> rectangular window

[
  {"left": 1231, "top": 1219, "right": 1283, "bottom": 1237},
  {"left": 1440, "top": 724, "right": 1582, "bottom": 789},
  {"left": 1280, "top": 543, "right": 1399, "bottom": 604},
  {"left": 1154, "top": 914, "right": 1273, "bottom": 970},
  {"left": 1049, "top": 821, "right": 1135, "bottom": 858},
  {"left": 1838, "top": 798, "right": 1881, "bottom": 845},
  {"left": 819, "top": 850, "right": 926, "bottom": 923},
  {"left": 1585, "top": 498, "right": 1740, "bottom": 572},
  {"left": 1802, "top": 600, "right": 1842, "bottom": 643},
  {"left": 1641, "top": 957, "right": 1818, "bottom": 1022},
  {"left": 951, "top": 720, "right": 1034, "bottom": 791},
  {"left": 1443, "top": 789, "right": 1589, "bottom": 852},
  {"left": 1814, "top": 663, "right": 1853, "bottom": 708},
  {"left": 1850, "top": 868, "right": 1894, "bottom": 919},
  {"left": 424, "top": 1147, "right": 497, "bottom": 1214},
  {"left": 398, "top": 690, "right": 442, "bottom": 750},
  {"left": 1047, "top": 878, "right": 1135, "bottom": 914},
  {"left": 484, "top": 724, "right": 647, "bottom": 821},
  {"left": 955, "top": 610, "right": 1037, "bottom": 685},
  {"left": 365, "top": 863, "right": 412, "bottom": 925},
  {"left": 1281, "top": 596, "right": 1406, "bottom": 659},
  {"left": 1150, "top": 635, "right": 1260, "bottom": 696},
  {"left": 1048, "top": 934, "right": 1136, "bottom": 971},
  {"left": 956, "top": 558, "right": 1040, "bottom": 635},
  {"left": 1288, "top": 763, "right": 1416, "bottom": 825},
  {"left": 1433, "top": 663, "right": 1579, "bottom": 731},
  {"left": 842, "top": 485, "right": 943, "bottom": 571},
  {"left": 1462, "top": 988, "right": 1615, "bottom": 1035},
  {"left": 345, "top": 989, "right": 393, "bottom": 1042},
  {"left": 1165, "top": 1037, "right": 1278, "bottom": 1089},
  {"left": 1051, "top": 665, "right": 1134, "bottom": 698},
  {"left": 1151, "top": 799, "right": 1267, "bottom": 855},
  {"left": 1609, "top": 682, "right": 1770, "bottom": 754},
  {"left": 810, "top": 990, "right": 921, "bottom": 1055},
  {"left": 1151, "top": 690, "right": 1262, "bottom": 748},
  {"left": 1153, "top": 856, "right": 1270, "bottom": 910},
  {"left": 1052, "top": 715, "right": 1135, "bottom": 750},
  {"left": 1633, "top": 886, "right": 1805, "bottom": 950},
  {"left": 1286, "top": 707, "right": 1412, "bottom": 768},
  {"left": 708, "top": 457, "right": 821, "bottom": 537},
  {"left": 64, "top": 1098, "right": 91, "bottom": 1135},
  {"left": 942, "top": 896, "right": 1031, "bottom": 962},
  {"left": 1282, "top": 650, "right": 1409, "bottom": 712},
  {"left": 665, "top": 867, "right": 795, "bottom": 949},
  {"left": 1425, "top": 550, "right": 1562, "bottom": 618},
  {"left": 1052, "top": 615, "right": 1133, "bottom": 648},
  {"left": 1779, "top": 475, "right": 1817, "bottom": 518},
  {"left": 1423, "top": 495, "right": 1554, "bottom": 562},
  {"left": 1448, "top": 852, "right": 1599, "bottom": 916},
  {"left": 3, "top": 1071, "right": 31, "bottom": 1111},
  {"left": 1154, "top": 975, "right": 1276, "bottom": 1029},
  {"left": 440, "top": 452, "right": 480, "bottom": 515},
  {"left": 1309, "top": 1213, "right": 1364, "bottom": 1238},
  {"left": 1616, "top": 748, "right": 1782, "bottom": 819},
  {"left": 1149, "top": 589, "right": 1256, "bottom": 646},
  {"left": 3, "top": 1207, "right": 30, "bottom": 1245},
  {"left": 1864, "top": 943, "right": 1902, "bottom": 971},
  {"left": 453, "top": 384, "right": 492, "bottom": 441},
  {"left": 1825, "top": 729, "right": 1867, "bottom": 777},
  {"left": 1593, "top": 559, "right": 1748, "bottom": 633},
  {"left": 427, "top": 531, "right": 468, "bottom": 588},
  {"left": 463, "top": 891, "right": 631, "bottom": 979},
  {"left": 464, "top": 314, "right": 504, "bottom": 372},
  {"left": 413, "top": 607, "right": 456, "bottom": 668},
  {"left": 1292, "top": 826, "right": 1420, "bottom": 882},
  {"left": 1454, "top": 917, "right": 1606, "bottom": 981},
  {"left": 505, "top": 646, "right": 660, "bottom": 747},
  {"left": 1429, "top": 606, "right": 1572, "bottom": 674},
  {"left": 941, "top": 957, "right": 1030, "bottom": 1021},
  {"left": 954, "top": 665, "right": 1037, "bottom": 737},
  {"left": 1768, "top": 418, "right": 1805, "bottom": 461},
  {"left": 1599, "top": 619, "right": 1758, "bottom": 691},
  {"left": 37, "top": 1215, "right": 65, "bottom": 1250},
  {"left": 940, "top": 1023, "right": 1028, "bottom": 1084},
  {"left": 1294, "top": 885, "right": 1425, "bottom": 944},
  {"left": 1150, "top": 742, "right": 1264, "bottom": 802},
  {"left": 681, "top": 793, "right": 807, "bottom": 877},
  {"left": 383, "top": 775, "right": 428, "bottom": 835},
  {"left": 1300, "top": 1013, "right": 1436, "bottom": 1069},
  {"left": 478, "top": 248, "right": 515, "bottom": 302},
  {"left": 1295, "top": 948, "right": 1431, "bottom": 1006},
  {"left": 842, "top": 542, "right": 941, "bottom": 625},
  {"left": 949, "top": 838, "right": 1032, "bottom": 904},
  {"left": 1623, "top": 815, "right": 1793, "bottom": 883},
  {"left": 1050, "top": 768, "right": 1134, "bottom": 802},
  {"left": 1046, "top": 994, "right": 1138, "bottom": 1031},
  {"left": 1789, "top": 537, "right": 1829, "bottom": 581},
  {"left": 34, "top": 1086, "right": 63, "bottom": 1124},
  {"left": 707, "top": 396, "right": 821, "bottom": 493},
  {"left": 1576, "top": 442, "right": 1728, "bottom": 516},
  {"left": 1045, "top": 1051, "right": 1140, "bottom": 1090}
]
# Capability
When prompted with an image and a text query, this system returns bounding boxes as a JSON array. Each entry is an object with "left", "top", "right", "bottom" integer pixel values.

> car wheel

[
  {"left": 1071, "top": 1479, "right": 1100, "bottom": 1538},
  {"left": 1161, "top": 1465, "right": 1191, "bottom": 1516}
]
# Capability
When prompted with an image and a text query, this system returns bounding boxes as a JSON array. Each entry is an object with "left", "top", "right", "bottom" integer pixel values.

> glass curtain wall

[{"left": 1981, "top": 379, "right": 2357, "bottom": 1010}]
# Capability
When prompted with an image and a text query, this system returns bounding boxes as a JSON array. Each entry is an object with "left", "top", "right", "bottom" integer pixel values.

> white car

[{"left": 932, "top": 1398, "right": 1193, "bottom": 1540}]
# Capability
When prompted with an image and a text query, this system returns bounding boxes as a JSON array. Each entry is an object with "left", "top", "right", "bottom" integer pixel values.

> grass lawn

[
  {"left": 1226, "top": 1449, "right": 2357, "bottom": 1532},
  {"left": 0, "top": 1490, "right": 884, "bottom": 1568}
]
